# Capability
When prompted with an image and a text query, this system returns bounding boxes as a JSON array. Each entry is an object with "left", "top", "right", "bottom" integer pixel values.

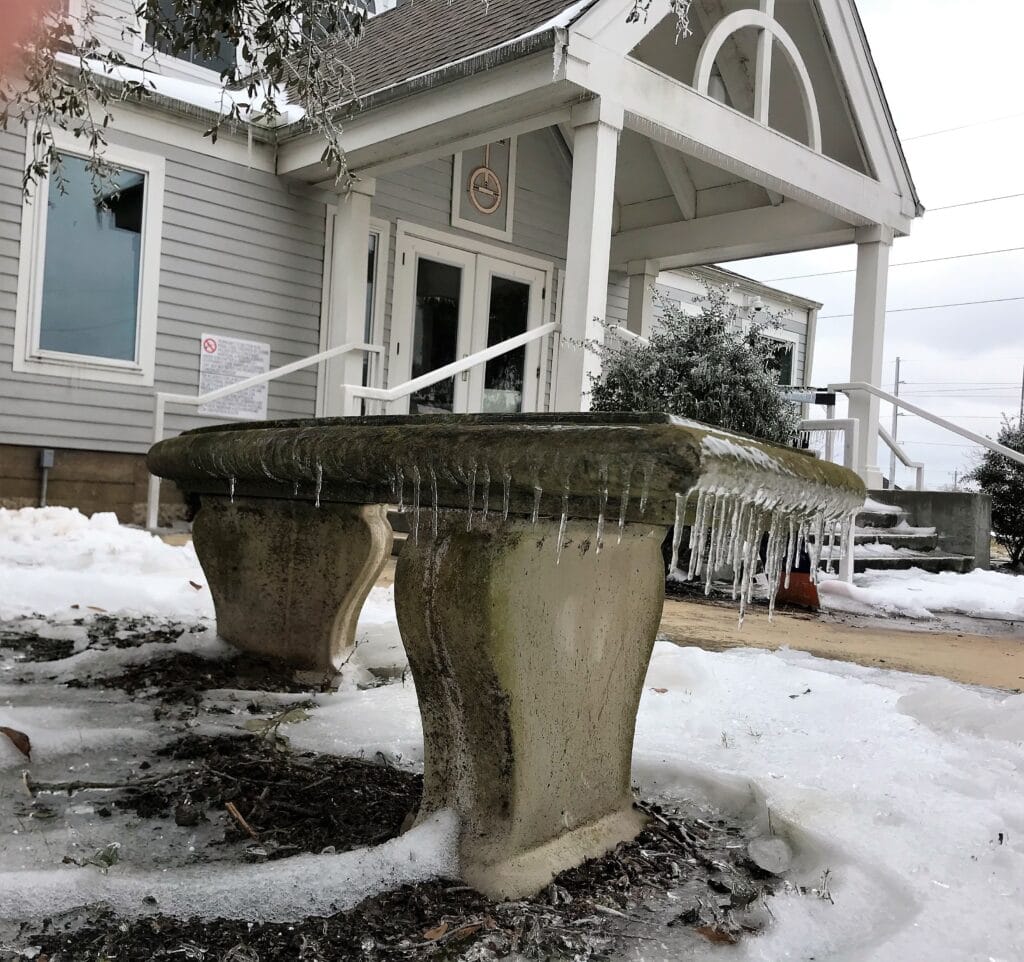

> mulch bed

[
  {"left": 9, "top": 796, "right": 778, "bottom": 962},
  {"left": 2, "top": 614, "right": 790, "bottom": 961}
]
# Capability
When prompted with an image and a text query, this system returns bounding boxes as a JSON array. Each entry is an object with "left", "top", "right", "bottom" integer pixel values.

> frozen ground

[
  {"left": 1, "top": 508, "right": 1023, "bottom": 960},
  {"left": 819, "top": 566, "right": 1024, "bottom": 622}
]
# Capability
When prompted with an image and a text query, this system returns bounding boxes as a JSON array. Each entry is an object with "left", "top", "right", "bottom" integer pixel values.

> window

[
  {"left": 15, "top": 133, "right": 165, "bottom": 384},
  {"left": 145, "top": 0, "right": 236, "bottom": 74},
  {"left": 765, "top": 337, "right": 796, "bottom": 386}
]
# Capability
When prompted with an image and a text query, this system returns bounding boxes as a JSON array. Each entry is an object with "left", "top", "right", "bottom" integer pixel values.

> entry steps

[
  {"left": 840, "top": 497, "right": 975, "bottom": 574},
  {"left": 391, "top": 502, "right": 976, "bottom": 574}
]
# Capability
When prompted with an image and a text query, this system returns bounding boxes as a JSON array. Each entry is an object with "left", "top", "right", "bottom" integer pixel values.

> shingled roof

[{"left": 318, "top": 0, "right": 594, "bottom": 110}]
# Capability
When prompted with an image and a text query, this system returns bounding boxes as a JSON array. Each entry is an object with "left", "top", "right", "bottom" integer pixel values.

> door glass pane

[
  {"left": 410, "top": 257, "right": 461, "bottom": 414},
  {"left": 482, "top": 275, "right": 530, "bottom": 414},
  {"left": 361, "top": 232, "right": 377, "bottom": 391},
  {"left": 39, "top": 154, "right": 144, "bottom": 362}
]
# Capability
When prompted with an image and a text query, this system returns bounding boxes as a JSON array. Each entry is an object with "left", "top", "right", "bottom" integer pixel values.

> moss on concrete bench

[{"left": 147, "top": 413, "right": 863, "bottom": 899}]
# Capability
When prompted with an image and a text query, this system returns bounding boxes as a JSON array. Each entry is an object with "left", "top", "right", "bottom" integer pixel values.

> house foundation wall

[{"left": 0, "top": 443, "right": 186, "bottom": 526}]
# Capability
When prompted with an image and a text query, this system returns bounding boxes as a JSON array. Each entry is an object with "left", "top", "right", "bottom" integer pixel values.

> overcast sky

[{"left": 725, "top": 0, "right": 1024, "bottom": 489}]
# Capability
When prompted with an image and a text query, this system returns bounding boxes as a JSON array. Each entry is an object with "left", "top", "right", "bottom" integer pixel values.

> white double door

[{"left": 389, "top": 234, "right": 547, "bottom": 415}]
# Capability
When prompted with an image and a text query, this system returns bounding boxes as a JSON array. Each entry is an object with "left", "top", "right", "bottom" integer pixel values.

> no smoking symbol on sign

[{"left": 202, "top": 337, "right": 218, "bottom": 354}]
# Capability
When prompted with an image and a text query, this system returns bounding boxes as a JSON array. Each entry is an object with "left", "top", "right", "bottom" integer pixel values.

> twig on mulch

[{"left": 225, "top": 801, "right": 259, "bottom": 839}]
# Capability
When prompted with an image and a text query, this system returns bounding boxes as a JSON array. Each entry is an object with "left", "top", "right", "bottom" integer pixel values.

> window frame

[
  {"left": 761, "top": 327, "right": 800, "bottom": 386},
  {"left": 14, "top": 130, "right": 166, "bottom": 386},
  {"left": 137, "top": 2, "right": 239, "bottom": 83}
]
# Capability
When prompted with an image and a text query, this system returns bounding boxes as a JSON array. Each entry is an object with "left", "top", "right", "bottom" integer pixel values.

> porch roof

[{"left": 316, "top": 0, "right": 591, "bottom": 110}]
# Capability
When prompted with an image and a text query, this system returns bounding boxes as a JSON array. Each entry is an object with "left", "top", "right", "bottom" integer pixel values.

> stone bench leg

[
  {"left": 192, "top": 496, "right": 393, "bottom": 671},
  {"left": 395, "top": 510, "right": 667, "bottom": 899}
]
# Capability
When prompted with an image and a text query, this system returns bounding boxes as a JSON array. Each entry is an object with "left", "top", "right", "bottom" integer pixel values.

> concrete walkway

[{"left": 659, "top": 597, "right": 1024, "bottom": 691}]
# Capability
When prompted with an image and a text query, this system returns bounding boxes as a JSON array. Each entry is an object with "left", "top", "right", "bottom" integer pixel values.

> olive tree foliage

[
  {"left": 2, "top": 0, "right": 374, "bottom": 194},
  {"left": 967, "top": 418, "right": 1024, "bottom": 567},
  {"left": 1, "top": 0, "right": 693, "bottom": 194},
  {"left": 587, "top": 285, "right": 801, "bottom": 446}
]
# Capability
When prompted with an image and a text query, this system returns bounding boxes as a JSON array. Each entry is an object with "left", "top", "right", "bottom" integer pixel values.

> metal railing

[
  {"left": 878, "top": 423, "right": 924, "bottom": 491},
  {"left": 146, "top": 325, "right": 560, "bottom": 528},
  {"left": 830, "top": 381, "right": 1024, "bottom": 470},
  {"left": 337, "top": 322, "right": 560, "bottom": 415},
  {"left": 146, "top": 340, "right": 381, "bottom": 529}
]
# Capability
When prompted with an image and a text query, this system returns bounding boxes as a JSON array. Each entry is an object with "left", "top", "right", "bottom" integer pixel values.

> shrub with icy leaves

[{"left": 588, "top": 285, "right": 800, "bottom": 445}]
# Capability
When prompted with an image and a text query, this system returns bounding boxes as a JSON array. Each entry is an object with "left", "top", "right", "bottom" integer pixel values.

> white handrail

[
  {"left": 146, "top": 340, "right": 381, "bottom": 529},
  {"left": 340, "top": 323, "right": 560, "bottom": 414},
  {"left": 613, "top": 326, "right": 650, "bottom": 347},
  {"left": 878, "top": 423, "right": 924, "bottom": 491},
  {"left": 830, "top": 381, "right": 1024, "bottom": 468},
  {"left": 797, "top": 418, "right": 859, "bottom": 472}
]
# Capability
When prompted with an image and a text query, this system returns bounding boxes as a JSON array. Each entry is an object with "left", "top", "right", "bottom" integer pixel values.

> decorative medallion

[{"left": 467, "top": 142, "right": 503, "bottom": 215}]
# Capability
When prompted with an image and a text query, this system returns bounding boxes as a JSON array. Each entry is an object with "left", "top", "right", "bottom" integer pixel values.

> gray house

[{"left": 0, "top": 0, "right": 916, "bottom": 523}]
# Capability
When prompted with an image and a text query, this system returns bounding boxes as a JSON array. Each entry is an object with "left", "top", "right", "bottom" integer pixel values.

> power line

[
  {"left": 902, "top": 110, "right": 1024, "bottom": 142},
  {"left": 819, "top": 294, "right": 1024, "bottom": 319},
  {"left": 929, "top": 192, "right": 1024, "bottom": 212},
  {"left": 762, "top": 246, "right": 1024, "bottom": 283}
]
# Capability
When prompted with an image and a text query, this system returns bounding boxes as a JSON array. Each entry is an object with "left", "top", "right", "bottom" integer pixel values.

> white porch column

[
  {"left": 849, "top": 225, "right": 893, "bottom": 488},
  {"left": 626, "top": 260, "right": 659, "bottom": 338},
  {"left": 323, "top": 178, "right": 376, "bottom": 417},
  {"left": 554, "top": 99, "right": 622, "bottom": 411}
]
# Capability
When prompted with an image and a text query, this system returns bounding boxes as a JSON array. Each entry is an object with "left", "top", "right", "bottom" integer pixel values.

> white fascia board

[
  {"left": 106, "top": 101, "right": 277, "bottom": 173},
  {"left": 611, "top": 203, "right": 855, "bottom": 268},
  {"left": 566, "top": 34, "right": 913, "bottom": 234},
  {"left": 571, "top": 0, "right": 673, "bottom": 55},
  {"left": 277, "top": 53, "right": 570, "bottom": 179},
  {"left": 813, "top": 0, "right": 921, "bottom": 217}
]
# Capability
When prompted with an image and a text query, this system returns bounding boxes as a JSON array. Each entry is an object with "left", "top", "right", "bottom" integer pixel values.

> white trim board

[
  {"left": 13, "top": 128, "right": 166, "bottom": 387},
  {"left": 450, "top": 137, "right": 518, "bottom": 243}
]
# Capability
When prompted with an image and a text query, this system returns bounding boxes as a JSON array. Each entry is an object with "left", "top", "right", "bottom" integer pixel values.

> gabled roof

[{"left": 318, "top": 0, "right": 592, "bottom": 109}]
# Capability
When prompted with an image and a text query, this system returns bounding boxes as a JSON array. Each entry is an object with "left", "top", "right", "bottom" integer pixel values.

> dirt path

[
  {"left": 375, "top": 557, "right": 1024, "bottom": 689},
  {"left": 659, "top": 598, "right": 1024, "bottom": 691}
]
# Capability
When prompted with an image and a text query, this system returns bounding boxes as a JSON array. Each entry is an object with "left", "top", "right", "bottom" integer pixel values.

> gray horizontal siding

[{"left": 0, "top": 126, "right": 326, "bottom": 455}]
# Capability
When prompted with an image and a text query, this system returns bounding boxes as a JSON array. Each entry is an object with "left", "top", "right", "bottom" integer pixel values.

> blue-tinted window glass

[{"left": 39, "top": 155, "right": 145, "bottom": 362}]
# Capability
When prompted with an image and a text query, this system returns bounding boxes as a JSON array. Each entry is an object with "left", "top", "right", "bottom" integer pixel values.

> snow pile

[
  {"left": 819, "top": 566, "right": 1024, "bottom": 620},
  {"left": 0, "top": 507, "right": 213, "bottom": 621}
]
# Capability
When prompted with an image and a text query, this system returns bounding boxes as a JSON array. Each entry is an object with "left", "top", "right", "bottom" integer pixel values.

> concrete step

[
  {"left": 855, "top": 497, "right": 910, "bottom": 529},
  {"left": 853, "top": 531, "right": 940, "bottom": 552},
  {"left": 852, "top": 552, "right": 975, "bottom": 574}
]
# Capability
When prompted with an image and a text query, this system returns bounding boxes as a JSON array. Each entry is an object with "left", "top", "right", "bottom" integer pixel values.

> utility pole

[
  {"left": 889, "top": 357, "right": 902, "bottom": 489},
  {"left": 1019, "top": 363, "right": 1023, "bottom": 427}
]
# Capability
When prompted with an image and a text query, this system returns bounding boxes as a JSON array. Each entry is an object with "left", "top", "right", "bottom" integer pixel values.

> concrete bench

[{"left": 148, "top": 413, "right": 863, "bottom": 899}]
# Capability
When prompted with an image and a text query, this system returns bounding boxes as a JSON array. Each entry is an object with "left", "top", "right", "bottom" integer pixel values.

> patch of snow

[
  {"left": 819, "top": 567, "right": 1024, "bottom": 621},
  {"left": 0, "top": 507, "right": 213, "bottom": 621},
  {"left": 55, "top": 54, "right": 305, "bottom": 126},
  {"left": 0, "top": 811, "right": 458, "bottom": 923},
  {"left": 860, "top": 497, "right": 902, "bottom": 514}
]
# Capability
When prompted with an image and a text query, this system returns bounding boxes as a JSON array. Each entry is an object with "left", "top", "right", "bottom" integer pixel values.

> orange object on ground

[{"left": 775, "top": 572, "right": 820, "bottom": 611}]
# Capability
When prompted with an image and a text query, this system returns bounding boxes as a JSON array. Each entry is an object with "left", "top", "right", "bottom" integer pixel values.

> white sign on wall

[{"left": 198, "top": 333, "right": 271, "bottom": 420}]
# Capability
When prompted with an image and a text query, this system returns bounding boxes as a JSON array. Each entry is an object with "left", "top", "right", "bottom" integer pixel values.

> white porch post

[
  {"left": 323, "top": 178, "right": 376, "bottom": 416},
  {"left": 849, "top": 225, "right": 893, "bottom": 488},
  {"left": 626, "top": 260, "right": 658, "bottom": 338},
  {"left": 554, "top": 99, "right": 622, "bottom": 411}
]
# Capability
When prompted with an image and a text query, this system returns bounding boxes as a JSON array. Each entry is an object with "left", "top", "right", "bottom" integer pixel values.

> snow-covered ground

[
  {"left": 819, "top": 567, "right": 1024, "bottom": 621},
  {"left": 1, "top": 508, "right": 1023, "bottom": 960}
]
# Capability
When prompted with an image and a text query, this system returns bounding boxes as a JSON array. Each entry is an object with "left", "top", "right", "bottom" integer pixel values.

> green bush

[
  {"left": 968, "top": 418, "right": 1024, "bottom": 567},
  {"left": 588, "top": 285, "right": 800, "bottom": 445}
]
